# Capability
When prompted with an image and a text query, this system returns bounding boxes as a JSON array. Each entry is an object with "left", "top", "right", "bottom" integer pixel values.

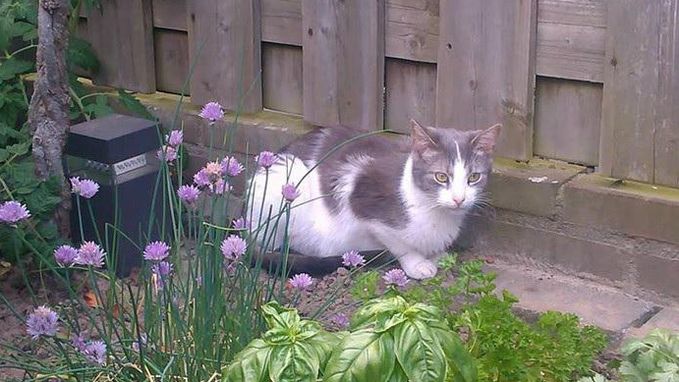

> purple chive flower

[
  {"left": 220, "top": 235, "right": 247, "bottom": 261},
  {"left": 199, "top": 101, "right": 224, "bottom": 123},
  {"left": 232, "top": 217, "right": 250, "bottom": 231},
  {"left": 75, "top": 241, "right": 105, "bottom": 268},
  {"left": 157, "top": 145, "right": 178, "bottom": 162},
  {"left": 256, "top": 151, "right": 277, "bottom": 169},
  {"left": 82, "top": 340, "right": 107, "bottom": 365},
  {"left": 54, "top": 245, "right": 78, "bottom": 266},
  {"left": 167, "top": 130, "right": 183, "bottom": 147},
  {"left": 26, "top": 306, "right": 59, "bottom": 339},
  {"left": 0, "top": 201, "right": 31, "bottom": 224},
  {"left": 152, "top": 261, "right": 173, "bottom": 289},
  {"left": 383, "top": 269, "right": 409, "bottom": 288},
  {"left": 281, "top": 183, "right": 300, "bottom": 202},
  {"left": 331, "top": 313, "right": 350, "bottom": 329},
  {"left": 193, "top": 169, "right": 211, "bottom": 187},
  {"left": 221, "top": 156, "right": 244, "bottom": 177},
  {"left": 288, "top": 273, "right": 314, "bottom": 291},
  {"left": 177, "top": 185, "right": 201, "bottom": 205},
  {"left": 71, "top": 332, "right": 87, "bottom": 352},
  {"left": 143, "top": 241, "right": 170, "bottom": 261},
  {"left": 70, "top": 177, "right": 99, "bottom": 199},
  {"left": 204, "top": 161, "right": 223, "bottom": 177},
  {"left": 209, "top": 178, "right": 231, "bottom": 195},
  {"left": 342, "top": 250, "right": 365, "bottom": 268}
]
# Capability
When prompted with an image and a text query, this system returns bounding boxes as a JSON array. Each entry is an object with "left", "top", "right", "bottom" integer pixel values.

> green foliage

[
  {"left": 224, "top": 297, "right": 477, "bottom": 382},
  {"left": 619, "top": 329, "right": 679, "bottom": 382}
]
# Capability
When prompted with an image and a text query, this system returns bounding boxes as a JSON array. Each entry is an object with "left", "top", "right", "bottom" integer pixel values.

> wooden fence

[{"left": 78, "top": 0, "right": 679, "bottom": 188}]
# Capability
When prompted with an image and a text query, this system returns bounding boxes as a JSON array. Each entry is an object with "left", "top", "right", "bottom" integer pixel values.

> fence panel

[
  {"left": 536, "top": 0, "right": 606, "bottom": 83},
  {"left": 436, "top": 0, "right": 537, "bottom": 160},
  {"left": 262, "top": 0, "right": 302, "bottom": 45},
  {"left": 600, "top": 0, "right": 679, "bottom": 187},
  {"left": 86, "top": 0, "right": 156, "bottom": 93},
  {"left": 187, "top": 0, "right": 262, "bottom": 112},
  {"left": 385, "top": 0, "right": 439, "bottom": 63},
  {"left": 262, "top": 43, "right": 303, "bottom": 114},
  {"left": 385, "top": 59, "right": 437, "bottom": 133},
  {"left": 152, "top": 0, "right": 187, "bottom": 31},
  {"left": 302, "top": 0, "right": 385, "bottom": 130}
]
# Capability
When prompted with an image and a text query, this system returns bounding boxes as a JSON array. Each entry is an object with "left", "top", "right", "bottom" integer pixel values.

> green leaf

[
  {"left": 323, "top": 328, "right": 396, "bottom": 382},
  {"left": 268, "top": 342, "right": 320, "bottom": 382},
  {"left": 221, "top": 338, "right": 270, "bottom": 382},
  {"left": 430, "top": 325, "right": 476, "bottom": 382},
  {"left": 0, "top": 57, "right": 34, "bottom": 80},
  {"left": 68, "top": 36, "right": 99, "bottom": 73},
  {"left": 261, "top": 301, "right": 301, "bottom": 330},
  {"left": 6, "top": 142, "right": 28, "bottom": 156},
  {"left": 351, "top": 296, "right": 408, "bottom": 330},
  {"left": 650, "top": 361, "right": 679, "bottom": 382},
  {"left": 393, "top": 320, "right": 447, "bottom": 382},
  {"left": 307, "top": 331, "right": 343, "bottom": 372},
  {"left": 118, "top": 89, "right": 154, "bottom": 120}
]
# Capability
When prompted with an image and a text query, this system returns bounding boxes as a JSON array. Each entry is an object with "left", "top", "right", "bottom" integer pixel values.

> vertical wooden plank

[
  {"left": 436, "top": 0, "right": 537, "bottom": 160},
  {"left": 187, "top": 0, "right": 262, "bottom": 112},
  {"left": 600, "top": 0, "right": 679, "bottom": 186},
  {"left": 152, "top": 0, "right": 187, "bottom": 31},
  {"left": 385, "top": 0, "right": 439, "bottom": 63},
  {"left": 302, "top": 0, "right": 385, "bottom": 130},
  {"left": 87, "top": 0, "right": 156, "bottom": 92},
  {"left": 154, "top": 30, "right": 189, "bottom": 94},
  {"left": 262, "top": 0, "right": 302, "bottom": 45},
  {"left": 534, "top": 77, "right": 602, "bottom": 166},
  {"left": 262, "top": 43, "right": 303, "bottom": 114},
  {"left": 384, "top": 58, "right": 437, "bottom": 133}
]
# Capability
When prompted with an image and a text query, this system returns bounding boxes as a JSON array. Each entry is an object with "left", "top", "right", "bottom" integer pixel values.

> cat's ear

[
  {"left": 410, "top": 119, "right": 437, "bottom": 155},
  {"left": 471, "top": 124, "right": 502, "bottom": 154}
]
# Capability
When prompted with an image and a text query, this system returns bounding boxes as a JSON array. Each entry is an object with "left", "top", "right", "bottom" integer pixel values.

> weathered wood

[
  {"left": 152, "top": 0, "right": 187, "bottom": 31},
  {"left": 534, "top": 77, "right": 602, "bottom": 165},
  {"left": 262, "top": 0, "right": 302, "bottom": 45},
  {"left": 385, "top": 0, "right": 439, "bottom": 63},
  {"left": 436, "top": 0, "right": 537, "bottom": 160},
  {"left": 262, "top": 43, "right": 303, "bottom": 114},
  {"left": 536, "top": 0, "right": 606, "bottom": 83},
  {"left": 600, "top": 0, "right": 679, "bottom": 187},
  {"left": 385, "top": 58, "right": 437, "bottom": 133},
  {"left": 302, "top": 0, "right": 385, "bottom": 130},
  {"left": 187, "top": 0, "right": 262, "bottom": 112},
  {"left": 154, "top": 29, "right": 189, "bottom": 94},
  {"left": 87, "top": 0, "right": 156, "bottom": 93}
]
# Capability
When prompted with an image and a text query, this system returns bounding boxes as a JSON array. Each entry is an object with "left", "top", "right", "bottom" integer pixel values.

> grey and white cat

[{"left": 248, "top": 120, "right": 500, "bottom": 279}]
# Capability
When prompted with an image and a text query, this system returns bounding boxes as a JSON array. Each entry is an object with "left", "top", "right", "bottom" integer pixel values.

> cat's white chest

[{"left": 401, "top": 207, "right": 464, "bottom": 256}]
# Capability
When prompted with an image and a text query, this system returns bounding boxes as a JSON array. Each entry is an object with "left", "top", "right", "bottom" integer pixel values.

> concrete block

[
  {"left": 488, "top": 263, "right": 654, "bottom": 332},
  {"left": 564, "top": 175, "right": 679, "bottom": 245},
  {"left": 488, "top": 158, "right": 583, "bottom": 217},
  {"left": 625, "top": 307, "right": 679, "bottom": 338},
  {"left": 466, "top": 215, "right": 634, "bottom": 283},
  {"left": 636, "top": 255, "right": 679, "bottom": 300}
]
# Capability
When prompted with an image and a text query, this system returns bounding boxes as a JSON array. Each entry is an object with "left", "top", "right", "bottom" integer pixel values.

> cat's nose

[{"left": 453, "top": 197, "right": 465, "bottom": 206}]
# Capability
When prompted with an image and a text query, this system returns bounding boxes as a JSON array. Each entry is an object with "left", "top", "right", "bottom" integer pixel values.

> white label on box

[{"left": 113, "top": 154, "right": 147, "bottom": 176}]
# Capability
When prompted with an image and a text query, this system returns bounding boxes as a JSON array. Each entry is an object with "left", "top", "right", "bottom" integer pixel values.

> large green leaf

[
  {"left": 118, "top": 89, "right": 154, "bottom": 120},
  {"left": 393, "top": 320, "right": 447, "bottom": 382},
  {"left": 268, "top": 342, "right": 320, "bottom": 382},
  {"left": 0, "top": 57, "right": 33, "bottom": 81},
  {"left": 221, "top": 338, "right": 271, "bottom": 382},
  {"left": 307, "top": 330, "right": 343, "bottom": 371},
  {"left": 351, "top": 296, "right": 408, "bottom": 330},
  {"left": 68, "top": 36, "right": 99, "bottom": 73},
  {"left": 430, "top": 325, "right": 477, "bottom": 382},
  {"left": 323, "top": 328, "right": 396, "bottom": 382}
]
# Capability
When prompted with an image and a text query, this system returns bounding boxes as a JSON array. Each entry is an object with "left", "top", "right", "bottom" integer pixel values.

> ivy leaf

[
  {"left": 393, "top": 320, "right": 447, "bottom": 382},
  {"left": 323, "top": 328, "right": 396, "bottom": 382},
  {"left": 268, "top": 342, "right": 320, "bottom": 382},
  {"left": 221, "top": 338, "right": 270, "bottom": 382},
  {"left": 0, "top": 57, "right": 34, "bottom": 81}
]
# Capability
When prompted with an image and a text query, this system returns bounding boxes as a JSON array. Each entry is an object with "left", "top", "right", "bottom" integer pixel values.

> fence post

[
  {"left": 302, "top": 0, "right": 385, "bottom": 130},
  {"left": 187, "top": 0, "right": 263, "bottom": 113},
  {"left": 435, "top": 0, "right": 537, "bottom": 160},
  {"left": 86, "top": 0, "right": 156, "bottom": 93},
  {"left": 600, "top": 0, "right": 679, "bottom": 187}
]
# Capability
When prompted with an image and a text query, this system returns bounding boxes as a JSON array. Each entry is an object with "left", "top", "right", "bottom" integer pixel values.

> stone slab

[
  {"left": 487, "top": 263, "right": 655, "bottom": 332},
  {"left": 636, "top": 254, "right": 679, "bottom": 300},
  {"left": 488, "top": 158, "right": 584, "bottom": 217},
  {"left": 564, "top": 174, "right": 679, "bottom": 245},
  {"left": 625, "top": 307, "right": 679, "bottom": 339}
]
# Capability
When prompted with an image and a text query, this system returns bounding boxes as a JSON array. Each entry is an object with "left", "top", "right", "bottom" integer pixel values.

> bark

[{"left": 28, "top": 0, "right": 71, "bottom": 237}]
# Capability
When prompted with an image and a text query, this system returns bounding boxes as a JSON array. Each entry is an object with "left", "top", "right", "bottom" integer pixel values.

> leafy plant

[
  {"left": 223, "top": 296, "right": 477, "bottom": 382},
  {"left": 619, "top": 329, "right": 679, "bottom": 382}
]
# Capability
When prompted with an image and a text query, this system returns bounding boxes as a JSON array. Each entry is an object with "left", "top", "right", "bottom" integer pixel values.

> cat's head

[{"left": 409, "top": 119, "right": 501, "bottom": 210}]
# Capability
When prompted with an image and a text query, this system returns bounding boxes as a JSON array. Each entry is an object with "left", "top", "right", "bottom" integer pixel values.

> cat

[{"left": 246, "top": 119, "right": 500, "bottom": 280}]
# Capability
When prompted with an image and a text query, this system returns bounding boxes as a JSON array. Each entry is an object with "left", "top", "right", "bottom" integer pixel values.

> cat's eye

[
  {"left": 468, "top": 172, "right": 481, "bottom": 184},
  {"left": 434, "top": 172, "right": 449, "bottom": 184}
]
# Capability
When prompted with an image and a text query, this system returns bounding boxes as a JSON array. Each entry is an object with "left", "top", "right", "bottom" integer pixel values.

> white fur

[{"left": 248, "top": 154, "right": 468, "bottom": 280}]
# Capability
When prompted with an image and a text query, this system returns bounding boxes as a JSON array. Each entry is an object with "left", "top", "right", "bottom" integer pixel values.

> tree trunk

[{"left": 28, "top": 0, "right": 71, "bottom": 237}]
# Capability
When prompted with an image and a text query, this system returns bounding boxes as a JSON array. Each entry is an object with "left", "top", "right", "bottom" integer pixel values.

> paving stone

[
  {"left": 636, "top": 254, "right": 679, "bottom": 300},
  {"left": 625, "top": 307, "right": 679, "bottom": 338},
  {"left": 487, "top": 263, "right": 654, "bottom": 332},
  {"left": 564, "top": 174, "right": 679, "bottom": 245},
  {"left": 488, "top": 158, "right": 584, "bottom": 217}
]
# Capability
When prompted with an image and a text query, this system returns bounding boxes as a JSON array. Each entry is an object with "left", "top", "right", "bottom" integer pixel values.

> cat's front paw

[{"left": 401, "top": 258, "right": 438, "bottom": 280}]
